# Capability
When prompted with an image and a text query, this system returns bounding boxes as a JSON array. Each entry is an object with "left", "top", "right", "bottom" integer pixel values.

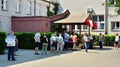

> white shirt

[
  {"left": 83, "top": 36, "right": 88, "bottom": 42},
  {"left": 34, "top": 33, "right": 41, "bottom": 42},
  {"left": 88, "top": 35, "right": 93, "bottom": 40},
  {"left": 115, "top": 36, "right": 119, "bottom": 42},
  {"left": 5, "top": 34, "right": 16, "bottom": 46}
]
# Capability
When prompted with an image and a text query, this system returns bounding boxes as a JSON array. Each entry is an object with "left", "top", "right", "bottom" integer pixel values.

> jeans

[
  {"left": 41, "top": 43, "right": 48, "bottom": 54},
  {"left": 99, "top": 41, "right": 103, "bottom": 48},
  {"left": 8, "top": 46, "right": 15, "bottom": 60},
  {"left": 57, "top": 42, "right": 63, "bottom": 52},
  {"left": 84, "top": 42, "right": 89, "bottom": 52}
]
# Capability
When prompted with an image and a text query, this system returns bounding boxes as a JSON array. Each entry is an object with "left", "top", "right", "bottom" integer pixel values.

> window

[
  {"left": 16, "top": 0, "right": 20, "bottom": 12},
  {"left": 81, "top": 25, "right": 88, "bottom": 31},
  {"left": 111, "top": 22, "right": 120, "bottom": 31},
  {"left": 27, "top": 1, "right": 32, "bottom": 14},
  {"left": 92, "top": 15, "right": 104, "bottom": 30},
  {"left": 36, "top": 4, "right": 41, "bottom": 16},
  {"left": 1, "top": 0, "right": 8, "bottom": 10}
]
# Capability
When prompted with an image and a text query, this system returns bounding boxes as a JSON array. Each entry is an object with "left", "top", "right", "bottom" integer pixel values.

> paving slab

[{"left": 0, "top": 46, "right": 120, "bottom": 67}]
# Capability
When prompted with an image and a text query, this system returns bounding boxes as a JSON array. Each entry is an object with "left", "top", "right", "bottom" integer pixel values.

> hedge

[
  {"left": 15, "top": 32, "right": 116, "bottom": 50},
  {"left": 15, "top": 32, "right": 54, "bottom": 50},
  {"left": 0, "top": 32, "right": 6, "bottom": 54},
  {"left": 92, "top": 34, "right": 115, "bottom": 46},
  {"left": 0, "top": 32, "right": 118, "bottom": 54}
]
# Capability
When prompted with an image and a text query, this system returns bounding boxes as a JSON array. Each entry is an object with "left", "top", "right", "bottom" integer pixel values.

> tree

[{"left": 109, "top": 0, "right": 120, "bottom": 14}]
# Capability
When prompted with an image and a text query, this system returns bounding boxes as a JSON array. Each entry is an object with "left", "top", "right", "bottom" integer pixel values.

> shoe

[
  {"left": 12, "top": 60, "right": 16, "bottom": 61},
  {"left": 12, "top": 59, "right": 16, "bottom": 61},
  {"left": 36, "top": 53, "right": 39, "bottom": 55},
  {"left": 15, "top": 54, "right": 18, "bottom": 56},
  {"left": 35, "top": 53, "right": 39, "bottom": 55}
]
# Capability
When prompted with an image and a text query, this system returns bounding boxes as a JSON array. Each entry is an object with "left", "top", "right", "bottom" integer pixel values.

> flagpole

[
  {"left": 88, "top": 26, "right": 90, "bottom": 35},
  {"left": 105, "top": 0, "right": 108, "bottom": 34}
]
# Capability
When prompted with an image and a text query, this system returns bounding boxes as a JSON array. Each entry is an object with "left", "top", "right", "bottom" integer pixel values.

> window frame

[
  {"left": 111, "top": 21, "right": 120, "bottom": 32},
  {"left": 15, "top": 0, "right": 21, "bottom": 13},
  {"left": 92, "top": 15, "right": 104, "bottom": 31},
  {"left": 36, "top": 4, "right": 41, "bottom": 16},
  {"left": 27, "top": 1, "right": 32, "bottom": 15},
  {"left": 81, "top": 25, "right": 88, "bottom": 31},
  {"left": 1, "top": 0, "right": 8, "bottom": 10}
]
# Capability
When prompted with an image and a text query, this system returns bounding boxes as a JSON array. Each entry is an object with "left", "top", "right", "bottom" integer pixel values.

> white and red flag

[
  {"left": 85, "top": 20, "right": 97, "bottom": 29},
  {"left": 85, "top": 20, "right": 93, "bottom": 27}
]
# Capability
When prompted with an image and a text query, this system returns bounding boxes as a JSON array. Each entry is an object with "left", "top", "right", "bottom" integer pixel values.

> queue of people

[{"left": 5, "top": 31, "right": 120, "bottom": 61}]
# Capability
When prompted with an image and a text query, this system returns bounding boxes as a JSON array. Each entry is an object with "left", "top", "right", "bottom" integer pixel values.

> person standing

[
  {"left": 114, "top": 33, "right": 119, "bottom": 50},
  {"left": 88, "top": 34, "right": 93, "bottom": 49},
  {"left": 50, "top": 34, "right": 54, "bottom": 53},
  {"left": 99, "top": 33, "right": 104, "bottom": 49},
  {"left": 34, "top": 32, "right": 41, "bottom": 55},
  {"left": 14, "top": 36, "right": 19, "bottom": 56},
  {"left": 72, "top": 33, "right": 77, "bottom": 51},
  {"left": 52, "top": 32, "right": 58, "bottom": 52},
  {"left": 56, "top": 33, "right": 64, "bottom": 52},
  {"left": 64, "top": 32, "right": 70, "bottom": 50},
  {"left": 41, "top": 33, "right": 48, "bottom": 55},
  {"left": 5, "top": 31, "right": 16, "bottom": 61},
  {"left": 83, "top": 33, "right": 89, "bottom": 52}
]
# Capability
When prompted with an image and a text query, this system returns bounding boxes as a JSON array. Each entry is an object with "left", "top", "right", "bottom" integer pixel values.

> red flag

[
  {"left": 93, "top": 22, "right": 97, "bottom": 29},
  {"left": 85, "top": 20, "right": 93, "bottom": 27}
]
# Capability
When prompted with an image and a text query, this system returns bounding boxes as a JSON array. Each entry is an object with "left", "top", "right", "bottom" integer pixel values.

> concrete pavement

[{"left": 1, "top": 46, "right": 120, "bottom": 67}]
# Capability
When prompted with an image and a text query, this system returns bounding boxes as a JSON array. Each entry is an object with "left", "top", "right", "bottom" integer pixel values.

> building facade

[
  {"left": 0, "top": 0, "right": 54, "bottom": 33},
  {"left": 57, "top": 0, "right": 120, "bottom": 34}
]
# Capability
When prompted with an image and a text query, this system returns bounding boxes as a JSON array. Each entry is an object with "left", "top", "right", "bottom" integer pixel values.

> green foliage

[
  {"left": 78, "top": 43, "right": 84, "bottom": 49},
  {"left": 109, "top": 0, "right": 115, "bottom": 5},
  {"left": 47, "top": 6, "right": 54, "bottom": 17},
  {"left": 0, "top": 32, "right": 6, "bottom": 54},
  {"left": 92, "top": 34, "right": 115, "bottom": 46},
  {"left": 15, "top": 32, "right": 53, "bottom": 50},
  {"left": 104, "top": 35, "right": 115, "bottom": 46},
  {"left": 51, "top": 23, "right": 59, "bottom": 32},
  {"left": 109, "top": 0, "right": 120, "bottom": 14},
  {"left": 47, "top": 2, "right": 59, "bottom": 17},
  {"left": 15, "top": 32, "right": 35, "bottom": 49},
  {"left": 115, "top": 7, "right": 120, "bottom": 14},
  {"left": 92, "top": 35, "right": 99, "bottom": 46},
  {"left": 53, "top": 3, "right": 59, "bottom": 15}
]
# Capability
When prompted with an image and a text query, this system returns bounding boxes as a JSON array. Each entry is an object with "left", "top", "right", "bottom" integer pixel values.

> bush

[
  {"left": 92, "top": 35, "right": 99, "bottom": 46},
  {"left": 15, "top": 32, "right": 35, "bottom": 49},
  {"left": 92, "top": 34, "right": 115, "bottom": 46},
  {"left": 0, "top": 32, "right": 6, "bottom": 54},
  {"left": 104, "top": 35, "right": 115, "bottom": 46},
  {"left": 15, "top": 32, "right": 53, "bottom": 50},
  {"left": 14, "top": 32, "right": 116, "bottom": 50}
]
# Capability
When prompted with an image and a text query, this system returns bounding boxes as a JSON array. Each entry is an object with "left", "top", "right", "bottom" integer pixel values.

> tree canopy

[{"left": 109, "top": 0, "right": 120, "bottom": 14}]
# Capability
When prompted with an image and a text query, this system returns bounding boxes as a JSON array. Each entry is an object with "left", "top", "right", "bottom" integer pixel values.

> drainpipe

[{"left": 34, "top": 0, "right": 36, "bottom": 16}]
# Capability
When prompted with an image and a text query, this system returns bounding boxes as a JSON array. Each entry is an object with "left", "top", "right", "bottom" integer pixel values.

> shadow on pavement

[
  {"left": 91, "top": 46, "right": 113, "bottom": 51},
  {"left": 0, "top": 49, "right": 74, "bottom": 67}
]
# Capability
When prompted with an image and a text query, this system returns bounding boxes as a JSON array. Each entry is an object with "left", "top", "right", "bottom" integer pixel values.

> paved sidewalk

[{"left": 1, "top": 46, "right": 120, "bottom": 67}]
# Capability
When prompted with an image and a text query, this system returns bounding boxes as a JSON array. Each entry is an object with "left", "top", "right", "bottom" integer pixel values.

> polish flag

[
  {"left": 85, "top": 20, "right": 97, "bottom": 29},
  {"left": 93, "top": 22, "right": 97, "bottom": 29},
  {"left": 85, "top": 20, "right": 93, "bottom": 27}
]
